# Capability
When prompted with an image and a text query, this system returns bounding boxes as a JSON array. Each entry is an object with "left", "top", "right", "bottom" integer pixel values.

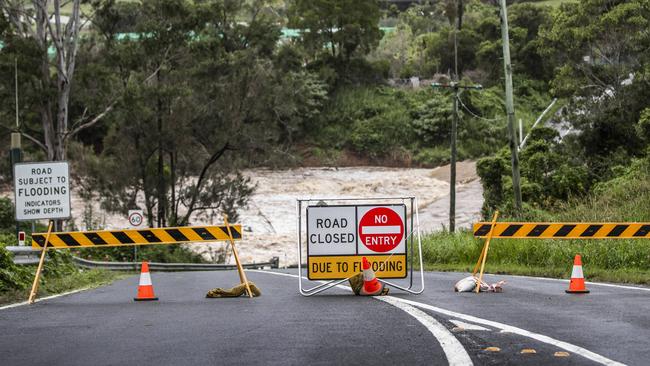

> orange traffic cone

[
  {"left": 134, "top": 261, "right": 159, "bottom": 301},
  {"left": 566, "top": 254, "right": 589, "bottom": 294},
  {"left": 360, "top": 257, "right": 384, "bottom": 296}
]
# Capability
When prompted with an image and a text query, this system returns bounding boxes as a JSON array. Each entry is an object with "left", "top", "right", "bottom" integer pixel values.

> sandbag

[
  {"left": 348, "top": 273, "right": 389, "bottom": 296},
  {"left": 454, "top": 276, "right": 506, "bottom": 293},
  {"left": 206, "top": 281, "right": 261, "bottom": 298},
  {"left": 454, "top": 276, "right": 478, "bottom": 292}
]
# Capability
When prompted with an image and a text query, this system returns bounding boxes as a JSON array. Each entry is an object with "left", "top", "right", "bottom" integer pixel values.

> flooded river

[
  {"left": 5, "top": 162, "right": 483, "bottom": 266},
  {"left": 201, "top": 161, "right": 483, "bottom": 266}
]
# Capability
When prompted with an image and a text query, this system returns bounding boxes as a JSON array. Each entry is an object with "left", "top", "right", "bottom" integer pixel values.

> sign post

[
  {"left": 128, "top": 209, "right": 144, "bottom": 262},
  {"left": 28, "top": 221, "right": 53, "bottom": 304}
]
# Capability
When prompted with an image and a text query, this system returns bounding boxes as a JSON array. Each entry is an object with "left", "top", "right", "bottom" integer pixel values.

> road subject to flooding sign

[{"left": 14, "top": 161, "right": 71, "bottom": 221}]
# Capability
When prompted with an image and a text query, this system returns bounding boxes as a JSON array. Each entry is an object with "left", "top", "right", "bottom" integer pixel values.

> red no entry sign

[{"left": 358, "top": 207, "right": 404, "bottom": 253}]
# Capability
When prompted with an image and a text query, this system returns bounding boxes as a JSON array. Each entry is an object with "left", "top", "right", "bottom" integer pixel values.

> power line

[{"left": 456, "top": 95, "right": 502, "bottom": 122}]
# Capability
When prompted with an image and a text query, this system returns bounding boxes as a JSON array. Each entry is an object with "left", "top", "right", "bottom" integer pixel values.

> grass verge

[
  {"left": 0, "top": 269, "right": 131, "bottom": 306},
  {"left": 420, "top": 231, "right": 650, "bottom": 285}
]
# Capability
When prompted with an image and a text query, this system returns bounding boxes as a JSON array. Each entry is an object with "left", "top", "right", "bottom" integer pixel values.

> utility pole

[
  {"left": 498, "top": 0, "right": 522, "bottom": 211},
  {"left": 451, "top": 86, "right": 458, "bottom": 233},
  {"left": 431, "top": 0, "right": 474, "bottom": 233},
  {"left": 451, "top": 0, "right": 460, "bottom": 233},
  {"left": 11, "top": 58, "right": 22, "bottom": 239},
  {"left": 431, "top": 81, "right": 482, "bottom": 232}
]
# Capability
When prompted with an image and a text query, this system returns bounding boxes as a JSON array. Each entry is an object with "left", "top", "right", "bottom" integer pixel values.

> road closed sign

[
  {"left": 14, "top": 161, "right": 71, "bottom": 221},
  {"left": 307, "top": 204, "right": 407, "bottom": 280}
]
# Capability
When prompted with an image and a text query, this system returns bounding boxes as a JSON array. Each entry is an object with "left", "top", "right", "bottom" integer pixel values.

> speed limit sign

[{"left": 128, "top": 209, "right": 144, "bottom": 228}]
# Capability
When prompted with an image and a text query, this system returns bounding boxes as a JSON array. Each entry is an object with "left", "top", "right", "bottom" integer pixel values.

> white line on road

[
  {"left": 449, "top": 320, "right": 491, "bottom": 331},
  {"left": 377, "top": 296, "right": 473, "bottom": 366},
  {"left": 503, "top": 274, "right": 650, "bottom": 292},
  {"left": 249, "top": 270, "right": 626, "bottom": 366},
  {"left": 248, "top": 270, "right": 472, "bottom": 366},
  {"left": 0, "top": 287, "right": 92, "bottom": 311},
  {"left": 384, "top": 297, "right": 625, "bottom": 366}
]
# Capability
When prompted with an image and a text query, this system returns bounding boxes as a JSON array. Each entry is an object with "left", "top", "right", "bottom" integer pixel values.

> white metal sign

[
  {"left": 128, "top": 209, "right": 144, "bottom": 228},
  {"left": 14, "top": 161, "right": 71, "bottom": 221}
]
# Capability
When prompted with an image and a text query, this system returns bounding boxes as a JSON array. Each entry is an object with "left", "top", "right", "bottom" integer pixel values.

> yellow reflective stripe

[
  {"left": 124, "top": 230, "right": 146, "bottom": 243},
  {"left": 206, "top": 226, "right": 229, "bottom": 240},
  {"left": 151, "top": 229, "right": 176, "bottom": 243},
  {"left": 47, "top": 235, "right": 68, "bottom": 248},
  {"left": 70, "top": 232, "right": 93, "bottom": 246},
  {"left": 97, "top": 231, "right": 122, "bottom": 245},
  {"left": 180, "top": 228, "right": 203, "bottom": 241}
]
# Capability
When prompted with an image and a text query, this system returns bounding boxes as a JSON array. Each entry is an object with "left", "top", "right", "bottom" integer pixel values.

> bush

[
  {"left": 477, "top": 155, "right": 507, "bottom": 217},
  {"left": 409, "top": 98, "right": 452, "bottom": 145},
  {"left": 349, "top": 110, "right": 413, "bottom": 158},
  {"left": 0, "top": 247, "right": 32, "bottom": 292},
  {"left": 413, "top": 147, "right": 450, "bottom": 167},
  {"left": 0, "top": 198, "right": 14, "bottom": 231}
]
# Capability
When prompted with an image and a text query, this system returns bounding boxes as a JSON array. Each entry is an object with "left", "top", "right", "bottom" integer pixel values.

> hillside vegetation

[{"left": 421, "top": 154, "right": 650, "bottom": 283}]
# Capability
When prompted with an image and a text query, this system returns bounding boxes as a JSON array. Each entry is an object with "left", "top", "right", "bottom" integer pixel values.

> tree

[
  {"left": 74, "top": 0, "right": 326, "bottom": 227},
  {"left": 287, "top": 0, "right": 382, "bottom": 62},
  {"left": 538, "top": 0, "right": 650, "bottom": 178},
  {"left": 1, "top": 0, "right": 116, "bottom": 161}
]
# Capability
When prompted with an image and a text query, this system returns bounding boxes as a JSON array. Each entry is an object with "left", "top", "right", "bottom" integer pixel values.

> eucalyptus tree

[
  {"left": 1, "top": 0, "right": 117, "bottom": 161},
  {"left": 75, "top": 0, "right": 326, "bottom": 227}
]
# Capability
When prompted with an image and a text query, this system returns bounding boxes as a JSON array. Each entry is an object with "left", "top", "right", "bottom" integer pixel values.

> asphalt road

[{"left": 1, "top": 270, "right": 648, "bottom": 366}]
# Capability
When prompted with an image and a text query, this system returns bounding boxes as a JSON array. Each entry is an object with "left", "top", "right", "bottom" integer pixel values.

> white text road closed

[
  {"left": 306, "top": 204, "right": 407, "bottom": 280},
  {"left": 14, "top": 162, "right": 71, "bottom": 221}
]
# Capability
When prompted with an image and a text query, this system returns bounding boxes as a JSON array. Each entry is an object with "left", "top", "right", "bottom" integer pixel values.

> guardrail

[
  {"left": 5, "top": 246, "right": 41, "bottom": 265},
  {"left": 5, "top": 246, "right": 279, "bottom": 271},
  {"left": 72, "top": 256, "right": 280, "bottom": 272}
]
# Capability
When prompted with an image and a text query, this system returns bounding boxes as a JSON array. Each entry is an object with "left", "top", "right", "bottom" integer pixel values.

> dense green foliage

[
  {"left": 308, "top": 85, "right": 514, "bottom": 166},
  {"left": 422, "top": 155, "right": 650, "bottom": 283},
  {"left": 1, "top": 0, "right": 650, "bottom": 286},
  {"left": 477, "top": 0, "right": 650, "bottom": 217}
]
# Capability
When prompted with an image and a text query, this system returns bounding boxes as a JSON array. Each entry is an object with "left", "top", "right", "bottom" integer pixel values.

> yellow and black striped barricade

[
  {"left": 473, "top": 222, "right": 650, "bottom": 239},
  {"left": 31, "top": 225, "right": 242, "bottom": 249},
  {"left": 469, "top": 220, "right": 650, "bottom": 295}
]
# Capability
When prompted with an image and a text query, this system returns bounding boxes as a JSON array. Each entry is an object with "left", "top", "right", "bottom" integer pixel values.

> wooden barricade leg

[
  {"left": 28, "top": 221, "right": 54, "bottom": 304},
  {"left": 223, "top": 214, "right": 253, "bottom": 298},
  {"left": 475, "top": 211, "right": 499, "bottom": 293}
]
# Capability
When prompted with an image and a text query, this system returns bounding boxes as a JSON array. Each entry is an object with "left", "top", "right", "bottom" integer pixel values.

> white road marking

[
  {"left": 378, "top": 296, "right": 473, "bottom": 366},
  {"left": 249, "top": 270, "right": 627, "bottom": 366},
  {"left": 449, "top": 320, "right": 491, "bottom": 331},
  {"left": 388, "top": 297, "right": 625, "bottom": 366},
  {"left": 503, "top": 274, "right": 650, "bottom": 292},
  {"left": 0, "top": 287, "right": 92, "bottom": 311},
  {"left": 247, "top": 270, "right": 473, "bottom": 366}
]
